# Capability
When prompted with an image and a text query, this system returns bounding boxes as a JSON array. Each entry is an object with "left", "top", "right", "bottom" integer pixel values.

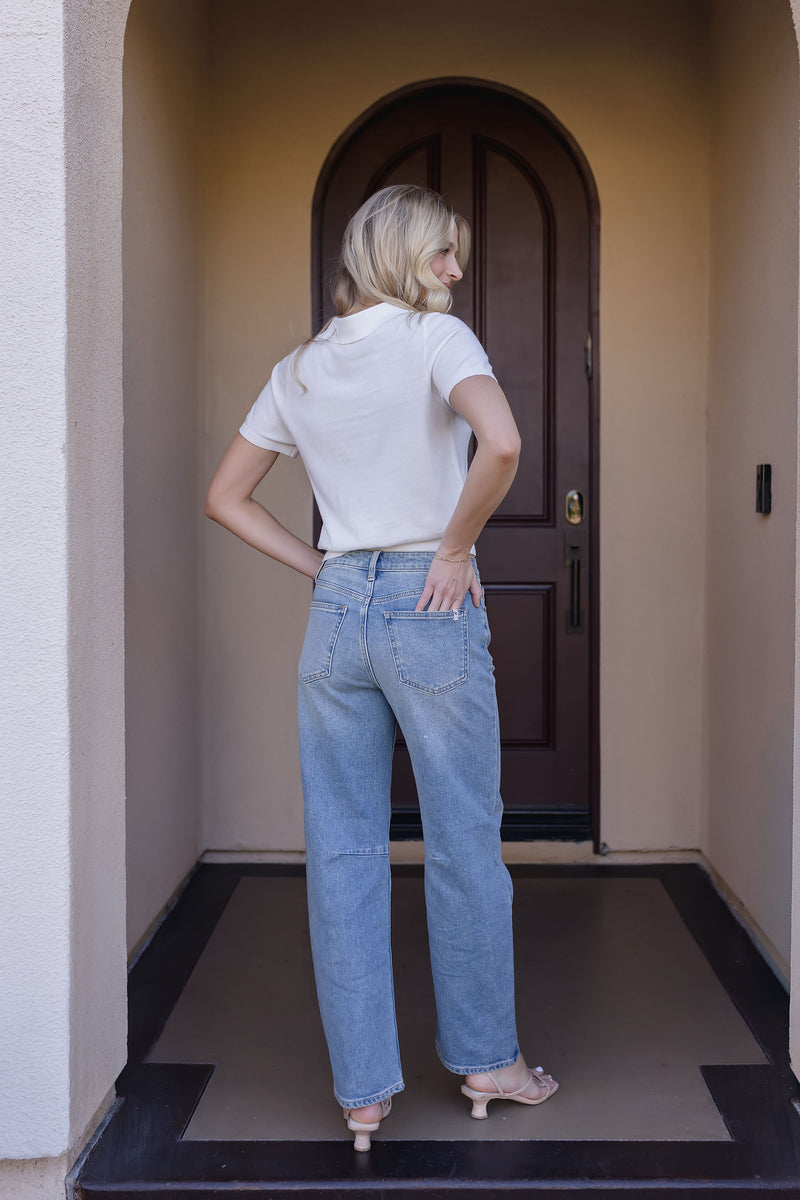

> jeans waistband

[{"left": 321, "top": 550, "right": 477, "bottom": 574}]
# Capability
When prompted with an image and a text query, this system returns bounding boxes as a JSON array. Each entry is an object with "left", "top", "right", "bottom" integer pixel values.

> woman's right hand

[
  {"left": 414, "top": 554, "right": 482, "bottom": 612},
  {"left": 415, "top": 375, "right": 520, "bottom": 613}
]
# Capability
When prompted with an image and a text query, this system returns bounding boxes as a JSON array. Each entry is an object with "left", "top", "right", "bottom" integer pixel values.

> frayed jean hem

[
  {"left": 436, "top": 1041, "right": 520, "bottom": 1076},
  {"left": 335, "top": 1079, "right": 405, "bottom": 1109}
]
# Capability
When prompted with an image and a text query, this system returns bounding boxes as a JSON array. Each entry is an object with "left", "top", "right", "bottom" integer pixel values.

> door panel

[
  {"left": 484, "top": 146, "right": 547, "bottom": 518},
  {"left": 313, "top": 82, "right": 598, "bottom": 839}
]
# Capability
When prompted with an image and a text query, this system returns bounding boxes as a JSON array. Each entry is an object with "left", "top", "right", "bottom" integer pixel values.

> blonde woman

[{"left": 205, "top": 185, "right": 559, "bottom": 1149}]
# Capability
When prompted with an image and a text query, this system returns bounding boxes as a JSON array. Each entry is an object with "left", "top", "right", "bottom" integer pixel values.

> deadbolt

[{"left": 565, "top": 489, "right": 585, "bottom": 525}]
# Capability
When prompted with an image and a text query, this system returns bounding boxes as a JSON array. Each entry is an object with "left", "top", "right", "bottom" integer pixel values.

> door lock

[{"left": 565, "top": 489, "right": 585, "bottom": 525}]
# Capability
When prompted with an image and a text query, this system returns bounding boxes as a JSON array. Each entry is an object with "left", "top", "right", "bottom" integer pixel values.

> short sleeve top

[{"left": 238, "top": 301, "right": 497, "bottom": 557}]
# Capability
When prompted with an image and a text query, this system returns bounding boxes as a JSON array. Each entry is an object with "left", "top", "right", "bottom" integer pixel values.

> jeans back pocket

[
  {"left": 384, "top": 609, "right": 469, "bottom": 694},
  {"left": 299, "top": 601, "right": 347, "bottom": 683}
]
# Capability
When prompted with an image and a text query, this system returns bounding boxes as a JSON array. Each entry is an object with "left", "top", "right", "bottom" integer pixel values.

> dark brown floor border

[{"left": 73, "top": 862, "right": 800, "bottom": 1198}]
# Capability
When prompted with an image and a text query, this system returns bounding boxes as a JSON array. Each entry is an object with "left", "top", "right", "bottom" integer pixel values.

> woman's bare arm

[
  {"left": 416, "top": 375, "right": 521, "bottom": 612},
  {"left": 204, "top": 433, "right": 324, "bottom": 580}
]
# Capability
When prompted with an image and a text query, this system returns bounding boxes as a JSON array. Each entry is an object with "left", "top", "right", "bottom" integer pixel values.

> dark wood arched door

[{"left": 312, "top": 79, "right": 599, "bottom": 843}]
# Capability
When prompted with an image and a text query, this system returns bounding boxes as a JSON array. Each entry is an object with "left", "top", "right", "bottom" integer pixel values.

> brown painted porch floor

[{"left": 145, "top": 873, "right": 767, "bottom": 1142}]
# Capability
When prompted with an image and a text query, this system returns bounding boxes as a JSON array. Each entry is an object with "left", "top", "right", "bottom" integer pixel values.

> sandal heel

[
  {"left": 460, "top": 1084, "right": 490, "bottom": 1119},
  {"left": 342, "top": 1097, "right": 392, "bottom": 1151}
]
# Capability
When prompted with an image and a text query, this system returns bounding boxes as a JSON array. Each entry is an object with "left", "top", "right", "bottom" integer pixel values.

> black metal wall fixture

[{"left": 756, "top": 463, "right": 772, "bottom": 514}]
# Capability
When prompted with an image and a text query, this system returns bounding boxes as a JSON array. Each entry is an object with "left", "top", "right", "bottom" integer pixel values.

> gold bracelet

[{"left": 435, "top": 552, "right": 471, "bottom": 563}]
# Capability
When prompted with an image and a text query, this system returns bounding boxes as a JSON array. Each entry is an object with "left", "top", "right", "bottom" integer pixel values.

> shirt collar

[{"left": 320, "top": 301, "right": 408, "bottom": 344}]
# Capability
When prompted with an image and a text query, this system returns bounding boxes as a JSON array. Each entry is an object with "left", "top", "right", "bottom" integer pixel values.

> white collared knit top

[{"left": 238, "top": 301, "right": 497, "bottom": 560}]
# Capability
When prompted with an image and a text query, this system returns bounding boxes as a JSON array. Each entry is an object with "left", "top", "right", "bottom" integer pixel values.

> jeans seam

[
  {"left": 386, "top": 847, "right": 403, "bottom": 1103},
  {"left": 373, "top": 587, "right": 433, "bottom": 602},
  {"left": 298, "top": 604, "right": 347, "bottom": 683},
  {"left": 335, "top": 846, "right": 390, "bottom": 857},
  {"left": 359, "top": 589, "right": 382, "bottom": 688},
  {"left": 313, "top": 580, "right": 365, "bottom": 600}
]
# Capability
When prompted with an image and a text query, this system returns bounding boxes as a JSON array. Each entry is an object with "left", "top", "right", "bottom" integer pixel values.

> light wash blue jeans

[{"left": 297, "top": 549, "right": 519, "bottom": 1109}]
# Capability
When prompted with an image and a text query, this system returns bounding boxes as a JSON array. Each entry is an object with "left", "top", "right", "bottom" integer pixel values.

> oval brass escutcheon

[{"left": 565, "top": 489, "right": 585, "bottom": 525}]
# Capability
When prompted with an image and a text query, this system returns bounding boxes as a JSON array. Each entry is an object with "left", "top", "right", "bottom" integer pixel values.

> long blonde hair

[{"left": 292, "top": 184, "right": 471, "bottom": 390}]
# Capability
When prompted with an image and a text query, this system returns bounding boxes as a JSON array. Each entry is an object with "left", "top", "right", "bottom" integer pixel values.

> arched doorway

[
  {"left": 312, "top": 79, "right": 600, "bottom": 843},
  {"left": 8, "top": 1, "right": 800, "bottom": 1193}
]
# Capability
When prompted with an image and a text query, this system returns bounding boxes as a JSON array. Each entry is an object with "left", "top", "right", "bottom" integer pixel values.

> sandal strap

[
  {"left": 485, "top": 1068, "right": 533, "bottom": 1098},
  {"left": 343, "top": 1097, "right": 393, "bottom": 1121},
  {"left": 486, "top": 1066, "right": 553, "bottom": 1098}
]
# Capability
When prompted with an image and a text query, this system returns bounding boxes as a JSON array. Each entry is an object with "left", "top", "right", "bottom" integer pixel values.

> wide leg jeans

[{"left": 297, "top": 549, "right": 519, "bottom": 1109}]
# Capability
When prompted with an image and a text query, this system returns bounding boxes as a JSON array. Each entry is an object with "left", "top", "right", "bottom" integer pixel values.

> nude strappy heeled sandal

[
  {"left": 460, "top": 1066, "right": 559, "bottom": 1119},
  {"left": 342, "top": 1097, "right": 392, "bottom": 1151}
]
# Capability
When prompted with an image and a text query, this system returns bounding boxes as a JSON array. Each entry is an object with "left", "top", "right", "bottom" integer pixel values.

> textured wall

[
  {"left": 201, "top": 0, "right": 712, "bottom": 855},
  {"left": 122, "top": 0, "right": 206, "bottom": 958},
  {"left": 0, "top": 0, "right": 72, "bottom": 1159},
  {"left": 706, "top": 0, "right": 799, "bottom": 974},
  {"left": 0, "top": 0, "right": 129, "bottom": 1172},
  {"left": 63, "top": 0, "right": 129, "bottom": 1153}
]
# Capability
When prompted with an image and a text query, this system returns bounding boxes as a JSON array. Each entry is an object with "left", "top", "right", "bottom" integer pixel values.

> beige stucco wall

[
  {"left": 64, "top": 0, "right": 130, "bottom": 1161},
  {"left": 122, "top": 0, "right": 206, "bottom": 956},
  {"left": 201, "top": 0, "right": 711, "bottom": 855},
  {"left": 0, "top": 0, "right": 130, "bottom": 1183},
  {"left": 0, "top": 0, "right": 74, "bottom": 1161},
  {"left": 706, "top": 0, "right": 799, "bottom": 974}
]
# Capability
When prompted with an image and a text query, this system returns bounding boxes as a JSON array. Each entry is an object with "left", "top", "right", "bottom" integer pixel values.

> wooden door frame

[{"left": 310, "top": 77, "right": 601, "bottom": 851}]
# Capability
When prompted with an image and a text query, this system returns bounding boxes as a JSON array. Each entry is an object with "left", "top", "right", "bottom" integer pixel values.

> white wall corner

[{"left": 0, "top": 0, "right": 132, "bottom": 1165}]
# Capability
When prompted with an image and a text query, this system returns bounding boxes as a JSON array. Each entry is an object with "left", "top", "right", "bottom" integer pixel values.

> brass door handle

[{"left": 565, "top": 489, "right": 585, "bottom": 525}]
